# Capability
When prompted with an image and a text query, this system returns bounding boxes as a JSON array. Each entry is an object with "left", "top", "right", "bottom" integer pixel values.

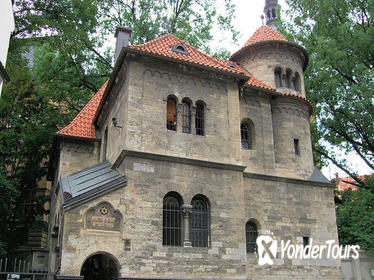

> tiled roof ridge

[
  {"left": 130, "top": 34, "right": 244, "bottom": 75},
  {"left": 132, "top": 34, "right": 171, "bottom": 47},
  {"left": 57, "top": 81, "right": 108, "bottom": 139},
  {"left": 243, "top": 25, "right": 288, "bottom": 48}
]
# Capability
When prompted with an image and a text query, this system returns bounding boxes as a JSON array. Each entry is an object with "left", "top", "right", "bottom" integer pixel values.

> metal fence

[{"left": 0, "top": 258, "right": 54, "bottom": 280}]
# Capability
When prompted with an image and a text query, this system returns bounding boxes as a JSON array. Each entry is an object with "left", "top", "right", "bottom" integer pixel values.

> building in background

[
  {"left": 0, "top": 0, "right": 15, "bottom": 96},
  {"left": 335, "top": 174, "right": 374, "bottom": 192}
]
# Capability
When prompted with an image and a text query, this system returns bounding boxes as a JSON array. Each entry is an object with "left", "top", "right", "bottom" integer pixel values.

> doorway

[{"left": 80, "top": 252, "right": 119, "bottom": 280}]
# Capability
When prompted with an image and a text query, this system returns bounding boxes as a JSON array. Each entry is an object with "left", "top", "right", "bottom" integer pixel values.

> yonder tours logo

[{"left": 256, "top": 234, "right": 360, "bottom": 266}]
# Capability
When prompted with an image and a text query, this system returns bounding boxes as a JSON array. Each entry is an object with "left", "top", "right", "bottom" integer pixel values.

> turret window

[
  {"left": 286, "top": 69, "right": 292, "bottom": 88},
  {"left": 274, "top": 68, "right": 282, "bottom": 88},
  {"left": 294, "top": 139, "right": 300, "bottom": 155},
  {"left": 293, "top": 72, "right": 301, "bottom": 91}
]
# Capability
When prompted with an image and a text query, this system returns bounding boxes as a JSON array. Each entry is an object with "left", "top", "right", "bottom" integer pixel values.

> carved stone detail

[
  {"left": 143, "top": 68, "right": 227, "bottom": 91},
  {"left": 85, "top": 201, "right": 122, "bottom": 231}
]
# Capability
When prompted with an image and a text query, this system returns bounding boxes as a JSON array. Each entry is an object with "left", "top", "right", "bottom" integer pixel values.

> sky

[{"left": 215, "top": 0, "right": 372, "bottom": 180}]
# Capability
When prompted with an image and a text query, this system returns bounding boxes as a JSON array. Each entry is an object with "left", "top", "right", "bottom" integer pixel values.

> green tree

[
  {"left": 336, "top": 184, "right": 374, "bottom": 255},
  {"left": 0, "top": 41, "right": 63, "bottom": 256},
  {"left": 279, "top": 0, "right": 374, "bottom": 188}
]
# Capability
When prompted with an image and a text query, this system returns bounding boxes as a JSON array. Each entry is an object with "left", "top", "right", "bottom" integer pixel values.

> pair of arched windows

[
  {"left": 166, "top": 97, "right": 205, "bottom": 135},
  {"left": 274, "top": 68, "right": 301, "bottom": 92},
  {"left": 163, "top": 192, "right": 210, "bottom": 247},
  {"left": 241, "top": 119, "right": 255, "bottom": 150}
]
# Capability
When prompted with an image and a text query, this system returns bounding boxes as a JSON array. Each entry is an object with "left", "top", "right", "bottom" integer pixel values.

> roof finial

[
  {"left": 261, "top": 14, "right": 265, "bottom": 26},
  {"left": 264, "top": 0, "right": 278, "bottom": 29}
]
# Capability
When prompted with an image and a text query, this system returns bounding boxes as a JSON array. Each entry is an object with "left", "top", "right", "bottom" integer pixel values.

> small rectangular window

[
  {"left": 294, "top": 139, "right": 300, "bottom": 155},
  {"left": 303, "top": 236, "right": 310, "bottom": 254}
]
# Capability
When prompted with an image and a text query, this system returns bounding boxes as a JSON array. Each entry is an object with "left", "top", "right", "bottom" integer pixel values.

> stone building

[{"left": 47, "top": 1, "right": 342, "bottom": 279}]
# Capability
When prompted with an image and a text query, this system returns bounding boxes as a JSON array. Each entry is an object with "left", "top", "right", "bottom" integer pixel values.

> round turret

[{"left": 230, "top": 26, "right": 308, "bottom": 97}]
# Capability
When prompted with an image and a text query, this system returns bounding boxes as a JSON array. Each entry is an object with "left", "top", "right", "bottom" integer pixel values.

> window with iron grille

[
  {"left": 195, "top": 102, "right": 204, "bottom": 135},
  {"left": 167, "top": 97, "right": 177, "bottom": 131},
  {"left": 163, "top": 193, "right": 183, "bottom": 246},
  {"left": 246, "top": 221, "right": 258, "bottom": 253},
  {"left": 190, "top": 196, "right": 209, "bottom": 247},
  {"left": 182, "top": 100, "right": 191, "bottom": 133}
]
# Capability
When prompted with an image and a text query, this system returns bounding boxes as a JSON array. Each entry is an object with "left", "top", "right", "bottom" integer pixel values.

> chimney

[{"left": 114, "top": 26, "right": 132, "bottom": 63}]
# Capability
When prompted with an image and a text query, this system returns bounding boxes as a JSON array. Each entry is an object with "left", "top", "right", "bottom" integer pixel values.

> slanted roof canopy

[{"left": 60, "top": 161, "right": 127, "bottom": 208}]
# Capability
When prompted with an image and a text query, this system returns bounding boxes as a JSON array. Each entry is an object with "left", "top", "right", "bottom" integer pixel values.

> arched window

[
  {"left": 190, "top": 195, "right": 210, "bottom": 247},
  {"left": 241, "top": 119, "right": 254, "bottom": 150},
  {"left": 163, "top": 192, "right": 183, "bottom": 246},
  {"left": 246, "top": 220, "right": 258, "bottom": 253},
  {"left": 286, "top": 69, "right": 292, "bottom": 88},
  {"left": 293, "top": 72, "right": 300, "bottom": 91},
  {"left": 167, "top": 97, "right": 177, "bottom": 131},
  {"left": 181, "top": 99, "right": 191, "bottom": 133},
  {"left": 195, "top": 101, "right": 205, "bottom": 136},
  {"left": 272, "top": 8, "right": 276, "bottom": 19},
  {"left": 274, "top": 68, "right": 282, "bottom": 88}
]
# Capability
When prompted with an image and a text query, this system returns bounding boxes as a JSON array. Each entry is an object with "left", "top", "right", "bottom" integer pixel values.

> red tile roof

[
  {"left": 56, "top": 33, "right": 313, "bottom": 139},
  {"left": 243, "top": 25, "right": 288, "bottom": 47},
  {"left": 130, "top": 34, "right": 246, "bottom": 76},
  {"left": 57, "top": 81, "right": 108, "bottom": 138},
  {"left": 336, "top": 175, "right": 373, "bottom": 191}
]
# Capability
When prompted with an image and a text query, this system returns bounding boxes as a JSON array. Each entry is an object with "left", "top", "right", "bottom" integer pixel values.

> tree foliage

[
  {"left": 335, "top": 180, "right": 374, "bottom": 255},
  {"left": 280, "top": 0, "right": 374, "bottom": 187}
]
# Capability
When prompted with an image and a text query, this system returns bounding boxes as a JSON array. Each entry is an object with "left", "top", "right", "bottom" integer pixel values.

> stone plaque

[{"left": 86, "top": 202, "right": 122, "bottom": 231}]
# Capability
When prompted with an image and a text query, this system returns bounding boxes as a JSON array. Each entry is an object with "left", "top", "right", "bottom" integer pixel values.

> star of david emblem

[{"left": 100, "top": 207, "right": 108, "bottom": 215}]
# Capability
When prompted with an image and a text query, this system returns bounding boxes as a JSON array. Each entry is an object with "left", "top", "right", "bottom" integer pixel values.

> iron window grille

[
  {"left": 167, "top": 97, "right": 177, "bottom": 131},
  {"left": 182, "top": 101, "right": 191, "bottom": 133},
  {"left": 195, "top": 103, "right": 204, "bottom": 135},
  {"left": 163, "top": 194, "right": 182, "bottom": 246},
  {"left": 190, "top": 197, "right": 209, "bottom": 247},
  {"left": 246, "top": 221, "right": 258, "bottom": 253},
  {"left": 241, "top": 123, "right": 252, "bottom": 149}
]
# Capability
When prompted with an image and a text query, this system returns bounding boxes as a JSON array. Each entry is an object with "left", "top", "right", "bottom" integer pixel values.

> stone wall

[
  {"left": 58, "top": 153, "right": 342, "bottom": 279},
  {"left": 244, "top": 174, "right": 342, "bottom": 279},
  {"left": 101, "top": 56, "right": 243, "bottom": 166}
]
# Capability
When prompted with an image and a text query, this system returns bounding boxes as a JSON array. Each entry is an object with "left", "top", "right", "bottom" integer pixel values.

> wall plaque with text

[{"left": 85, "top": 202, "right": 122, "bottom": 231}]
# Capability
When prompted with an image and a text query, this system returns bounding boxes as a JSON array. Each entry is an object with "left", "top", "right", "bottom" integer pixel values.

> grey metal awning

[
  {"left": 60, "top": 161, "right": 127, "bottom": 207},
  {"left": 308, "top": 166, "right": 331, "bottom": 184}
]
